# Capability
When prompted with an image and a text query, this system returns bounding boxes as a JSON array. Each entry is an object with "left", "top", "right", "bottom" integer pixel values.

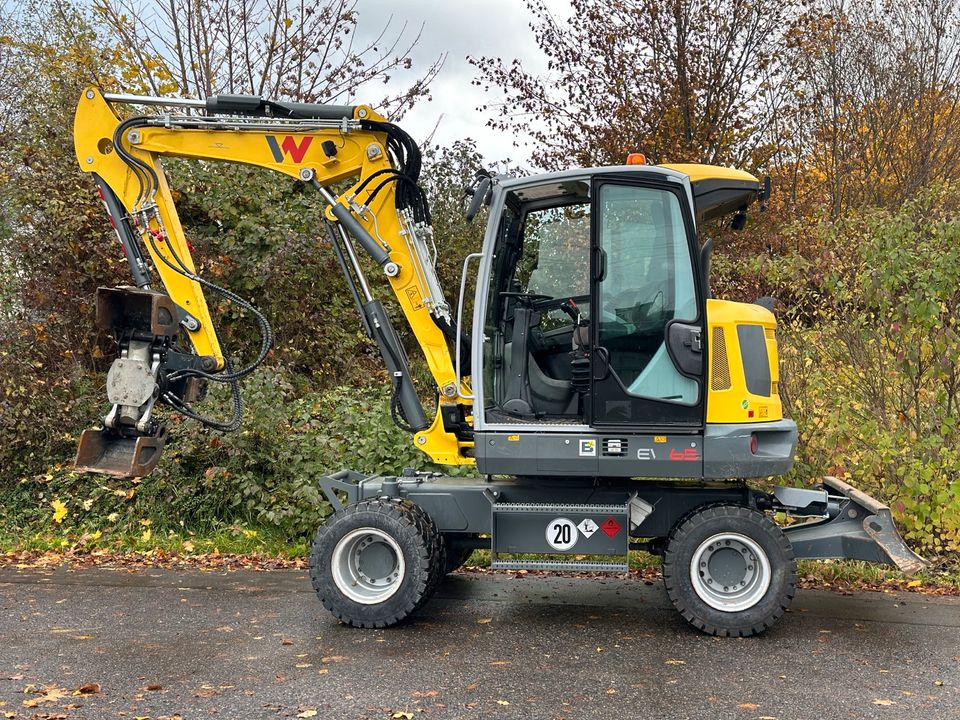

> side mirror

[{"left": 463, "top": 170, "right": 493, "bottom": 222}]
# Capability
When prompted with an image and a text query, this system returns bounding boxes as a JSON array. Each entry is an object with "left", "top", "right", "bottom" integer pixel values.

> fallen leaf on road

[
  {"left": 664, "top": 659, "right": 686, "bottom": 665},
  {"left": 281, "top": 639, "right": 294, "bottom": 646},
  {"left": 738, "top": 703, "right": 759, "bottom": 709},
  {"left": 489, "top": 661, "right": 511, "bottom": 666},
  {"left": 477, "top": 618, "right": 492, "bottom": 624},
  {"left": 295, "top": 663, "right": 312, "bottom": 669},
  {"left": 318, "top": 669, "right": 329, "bottom": 675},
  {"left": 391, "top": 712, "right": 413, "bottom": 719},
  {"left": 146, "top": 684, "right": 162, "bottom": 691},
  {"left": 907, "top": 580, "right": 922, "bottom": 588},
  {"left": 74, "top": 683, "right": 100, "bottom": 695},
  {"left": 321, "top": 656, "right": 347, "bottom": 663},
  {"left": 934, "top": 680, "right": 944, "bottom": 686},
  {"left": 496, "top": 700, "right": 510, "bottom": 706},
  {"left": 411, "top": 690, "right": 438, "bottom": 698},
  {"left": 872, "top": 699, "right": 896, "bottom": 706},
  {"left": 296, "top": 710, "right": 317, "bottom": 718}
]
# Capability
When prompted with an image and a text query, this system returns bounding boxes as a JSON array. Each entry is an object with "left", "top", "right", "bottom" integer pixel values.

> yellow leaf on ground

[
  {"left": 477, "top": 618, "right": 492, "bottom": 624},
  {"left": 51, "top": 499, "right": 68, "bottom": 524},
  {"left": 738, "top": 703, "right": 760, "bottom": 709},
  {"left": 296, "top": 710, "right": 317, "bottom": 718},
  {"left": 872, "top": 699, "right": 896, "bottom": 706},
  {"left": 664, "top": 659, "right": 686, "bottom": 665},
  {"left": 496, "top": 700, "right": 510, "bottom": 705},
  {"left": 907, "top": 579, "right": 922, "bottom": 588},
  {"left": 391, "top": 713, "right": 413, "bottom": 720}
]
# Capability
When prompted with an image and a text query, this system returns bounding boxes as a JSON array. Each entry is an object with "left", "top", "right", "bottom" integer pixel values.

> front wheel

[
  {"left": 309, "top": 498, "right": 442, "bottom": 628},
  {"left": 663, "top": 504, "right": 796, "bottom": 637}
]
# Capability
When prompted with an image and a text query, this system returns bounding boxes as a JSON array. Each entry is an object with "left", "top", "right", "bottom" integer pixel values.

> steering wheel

[{"left": 499, "top": 291, "right": 551, "bottom": 306}]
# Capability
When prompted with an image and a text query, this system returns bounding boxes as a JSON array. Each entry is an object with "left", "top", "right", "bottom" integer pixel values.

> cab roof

[{"left": 498, "top": 163, "right": 761, "bottom": 224}]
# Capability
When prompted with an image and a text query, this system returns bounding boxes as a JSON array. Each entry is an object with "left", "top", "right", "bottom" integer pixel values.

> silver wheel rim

[
  {"left": 331, "top": 528, "right": 405, "bottom": 605},
  {"left": 689, "top": 532, "right": 771, "bottom": 613}
]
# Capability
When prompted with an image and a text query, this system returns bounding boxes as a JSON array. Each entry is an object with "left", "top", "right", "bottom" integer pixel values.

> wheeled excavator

[{"left": 72, "top": 87, "right": 925, "bottom": 636}]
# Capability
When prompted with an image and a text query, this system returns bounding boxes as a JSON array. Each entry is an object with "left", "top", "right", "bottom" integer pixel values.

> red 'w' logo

[{"left": 266, "top": 135, "right": 313, "bottom": 163}]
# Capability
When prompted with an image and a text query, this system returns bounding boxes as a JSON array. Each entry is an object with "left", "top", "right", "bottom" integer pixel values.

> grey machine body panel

[{"left": 472, "top": 419, "right": 797, "bottom": 479}]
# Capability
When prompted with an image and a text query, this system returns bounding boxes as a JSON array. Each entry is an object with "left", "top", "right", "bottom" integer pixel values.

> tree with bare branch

[{"left": 94, "top": 0, "right": 443, "bottom": 118}]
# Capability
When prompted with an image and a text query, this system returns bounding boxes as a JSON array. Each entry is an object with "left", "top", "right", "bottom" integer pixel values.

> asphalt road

[{"left": 0, "top": 566, "right": 957, "bottom": 720}]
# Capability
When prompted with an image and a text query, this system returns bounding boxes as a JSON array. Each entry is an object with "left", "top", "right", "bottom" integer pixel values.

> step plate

[
  {"left": 492, "top": 502, "right": 629, "bottom": 557},
  {"left": 491, "top": 560, "right": 629, "bottom": 572}
]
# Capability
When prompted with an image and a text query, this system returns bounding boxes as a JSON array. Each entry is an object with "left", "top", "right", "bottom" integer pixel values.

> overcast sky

[{"left": 353, "top": 0, "right": 569, "bottom": 167}]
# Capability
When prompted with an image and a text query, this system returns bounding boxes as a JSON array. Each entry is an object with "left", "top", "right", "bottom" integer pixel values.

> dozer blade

[
  {"left": 74, "top": 427, "right": 167, "bottom": 478},
  {"left": 784, "top": 475, "right": 927, "bottom": 575}
]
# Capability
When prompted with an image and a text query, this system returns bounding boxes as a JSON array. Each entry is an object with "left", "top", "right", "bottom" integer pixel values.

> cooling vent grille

[
  {"left": 602, "top": 438, "right": 628, "bottom": 457},
  {"left": 711, "top": 327, "right": 732, "bottom": 391}
]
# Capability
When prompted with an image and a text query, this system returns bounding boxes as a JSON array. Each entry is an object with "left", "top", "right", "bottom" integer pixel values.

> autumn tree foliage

[
  {"left": 769, "top": 0, "right": 960, "bottom": 216},
  {"left": 471, "top": 0, "right": 795, "bottom": 169}
]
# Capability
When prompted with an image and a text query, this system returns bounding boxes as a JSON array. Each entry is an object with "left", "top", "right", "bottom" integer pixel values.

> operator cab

[{"left": 475, "top": 164, "right": 747, "bottom": 431}]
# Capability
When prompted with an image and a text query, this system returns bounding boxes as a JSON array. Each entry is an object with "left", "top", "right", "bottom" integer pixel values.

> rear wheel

[
  {"left": 663, "top": 504, "right": 795, "bottom": 637},
  {"left": 309, "top": 498, "right": 442, "bottom": 628}
]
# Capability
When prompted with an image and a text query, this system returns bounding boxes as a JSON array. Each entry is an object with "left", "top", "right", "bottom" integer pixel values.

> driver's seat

[{"left": 500, "top": 302, "right": 577, "bottom": 416}]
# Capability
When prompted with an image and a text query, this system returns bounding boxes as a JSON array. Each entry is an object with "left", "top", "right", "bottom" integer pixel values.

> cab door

[{"left": 588, "top": 175, "right": 705, "bottom": 428}]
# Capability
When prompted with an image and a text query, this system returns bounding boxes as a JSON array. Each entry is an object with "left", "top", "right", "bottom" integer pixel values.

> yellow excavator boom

[{"left": 74, "top": 87, "right": 471, "bottom": 474}]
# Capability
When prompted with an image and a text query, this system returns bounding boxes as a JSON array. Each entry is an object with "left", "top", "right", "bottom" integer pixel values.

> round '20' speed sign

[{"left": 545, "top": 517, "right": 578, "bottom": 551}]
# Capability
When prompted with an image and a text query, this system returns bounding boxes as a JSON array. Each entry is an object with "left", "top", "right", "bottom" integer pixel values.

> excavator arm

[{"left": 73, "top": 87, "right": 472, "bottom": 476}]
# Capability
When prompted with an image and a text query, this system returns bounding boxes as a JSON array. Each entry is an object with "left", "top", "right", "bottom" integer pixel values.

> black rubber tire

[
  {"left": 309, "top": 498, "right": 442, "bottom": 628},
  {"left": 419, "top": 510, "right": 446, "bottom": 606},
  {"left": 663, "top": 504, "right": 796, "bottom": 637},
  {"left": 442, "top": 544, "right": 474, "bottom": 574}
]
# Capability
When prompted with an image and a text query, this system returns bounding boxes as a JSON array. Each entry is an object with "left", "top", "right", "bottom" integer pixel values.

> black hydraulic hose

[
  {"left": 113, "top": 116, "right": 161, "bottom": 207},
  {"left": 144, "top": 227, "right": 273, "bottom": 384}
]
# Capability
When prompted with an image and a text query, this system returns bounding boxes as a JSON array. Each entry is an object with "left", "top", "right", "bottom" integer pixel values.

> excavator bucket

[
  {"left": 74, "top": 427, "right": 167, "bottom": 478},
  {"left": 783, "top": 475, "right": 927, "bottom": 575}
]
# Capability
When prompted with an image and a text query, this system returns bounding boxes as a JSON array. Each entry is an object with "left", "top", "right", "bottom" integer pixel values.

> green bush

[
  {"left": 771, "top": 188, "right": 960, "bottom": 556},
  {"left": 2, "top": 367, "right": 459, "bottom": 541}
]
